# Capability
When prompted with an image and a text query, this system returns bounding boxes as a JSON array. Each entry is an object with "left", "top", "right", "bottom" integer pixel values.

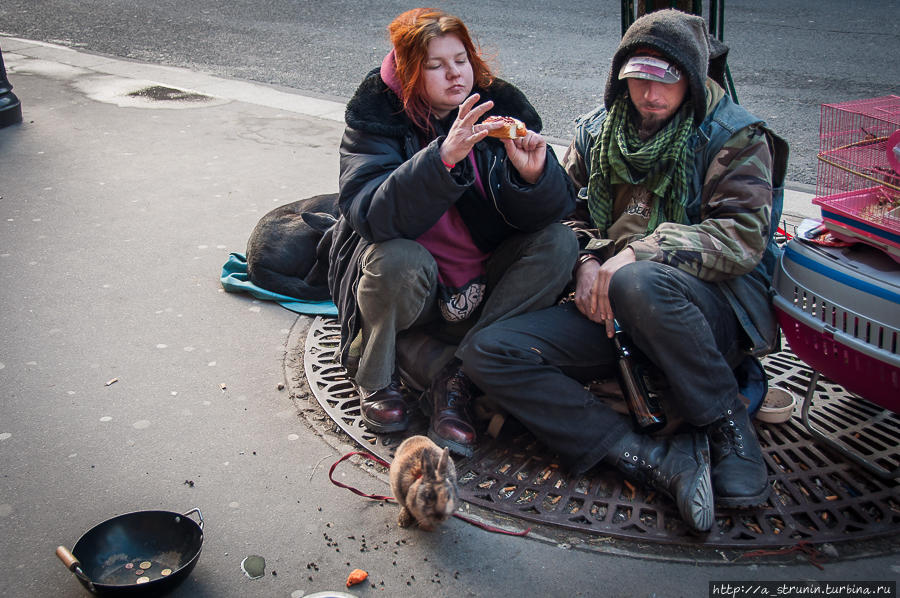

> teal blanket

[{"left": 220, "top": 252, "right": 337, "bottom": 316}]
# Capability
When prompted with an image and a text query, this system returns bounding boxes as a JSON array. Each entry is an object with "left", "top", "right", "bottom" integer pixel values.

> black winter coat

[{"left": 327, "top": 68, "right": 576, "bottom": 371}]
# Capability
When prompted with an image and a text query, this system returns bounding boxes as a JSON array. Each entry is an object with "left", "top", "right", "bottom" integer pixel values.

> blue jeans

[{"left": 461, "top": 260, "right": 743, "bottom": 473}]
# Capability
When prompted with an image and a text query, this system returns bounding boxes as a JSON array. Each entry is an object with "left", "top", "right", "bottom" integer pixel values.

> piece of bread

[{"left": 483, "top": 115, "right": 527, "bottom": 139}]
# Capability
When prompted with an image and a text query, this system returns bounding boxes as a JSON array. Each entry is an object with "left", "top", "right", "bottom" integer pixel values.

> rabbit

[{"left": 389, "top": 435, "right": 458, "bottom": 531}]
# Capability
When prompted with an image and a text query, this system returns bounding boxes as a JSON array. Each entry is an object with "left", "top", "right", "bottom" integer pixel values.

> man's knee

[
  {"left": 532, "top": 222, "right": 579, "bottom": 264},
  {"left": 458, "top": 326, "right": 499, "bottom": 375},
  {"left": 460, "top": 326, "right": 512, "bottom": 380},
  {"left": 609, "top": 261, "right": 668, "bottom": 323},
  {"left": 461, "top": 324, "right": 545, "bottom": 386}
]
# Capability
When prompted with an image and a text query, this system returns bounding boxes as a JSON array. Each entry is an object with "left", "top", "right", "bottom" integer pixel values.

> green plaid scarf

[{"left": 586, "top": 93, "right": 694, "bottom": 234}]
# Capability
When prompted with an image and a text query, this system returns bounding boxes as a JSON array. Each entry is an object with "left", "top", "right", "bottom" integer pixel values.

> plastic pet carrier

[{"left": 773, "top": 239, "right": 900, "bottom": 413}]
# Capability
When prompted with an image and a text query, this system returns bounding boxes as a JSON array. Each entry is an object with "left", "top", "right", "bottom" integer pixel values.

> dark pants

[
  {"left": 461, "top": 260, "right": 743, "bottom": 473},
  {"left": 353, "top": 223, "right": 578, "bottom": 392}
]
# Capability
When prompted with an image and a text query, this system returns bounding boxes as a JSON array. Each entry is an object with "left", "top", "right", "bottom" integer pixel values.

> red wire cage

[{"left": 813, "top": 95, "right": 900, "bottom": 260}]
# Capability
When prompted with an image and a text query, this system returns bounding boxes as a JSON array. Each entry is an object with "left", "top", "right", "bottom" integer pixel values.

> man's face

[{"left": 626, "top": 76, "right": 689, "bottom": 134}]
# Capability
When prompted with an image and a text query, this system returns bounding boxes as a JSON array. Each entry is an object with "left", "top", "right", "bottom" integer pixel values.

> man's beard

[{"left": 635, "top": 111, "right": 669, "bottom": 141}]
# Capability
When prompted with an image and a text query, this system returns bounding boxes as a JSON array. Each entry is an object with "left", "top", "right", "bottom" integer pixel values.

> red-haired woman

[{"left": 328, "top": 8, "right": 576, "bottom": 456}]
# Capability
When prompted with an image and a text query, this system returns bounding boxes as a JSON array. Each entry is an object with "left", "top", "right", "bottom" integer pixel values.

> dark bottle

[{"left": 612, "top": 320, "right": 667, "bottom": 433}]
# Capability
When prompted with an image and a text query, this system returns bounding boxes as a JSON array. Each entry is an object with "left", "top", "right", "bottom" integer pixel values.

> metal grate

[{"left": 304, "top": 316, "right": 900, "bottom": 548}]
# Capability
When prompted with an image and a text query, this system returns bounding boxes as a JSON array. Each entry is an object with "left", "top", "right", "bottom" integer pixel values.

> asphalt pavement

[
  {"left": 0, "top": 37, "right": 896, "bottom": 598},
  {"left": 2, "top": 0, "right": 899, "bottom": 188}
]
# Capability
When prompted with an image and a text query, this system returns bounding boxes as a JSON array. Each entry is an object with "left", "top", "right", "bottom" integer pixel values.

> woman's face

[{"left": 422, "top": 34, "right": 473, "bottom": 118}]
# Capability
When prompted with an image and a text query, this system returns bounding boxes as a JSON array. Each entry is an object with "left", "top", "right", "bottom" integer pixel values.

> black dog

[{"left": 246, "top": 193, "right": 339, "bottom": 301}]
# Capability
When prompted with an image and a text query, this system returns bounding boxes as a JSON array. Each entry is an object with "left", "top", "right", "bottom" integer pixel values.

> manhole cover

[
  {"left": 304, "top": 316, "right": 899, "bottom": 549},
  {"left": 127, "top": 85, "right": 212, "bottom": 103}
]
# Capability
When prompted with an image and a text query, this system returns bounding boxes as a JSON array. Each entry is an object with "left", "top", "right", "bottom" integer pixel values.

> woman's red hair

[{"left": 388, "top": 8, "right": 494, "bottom": 133}]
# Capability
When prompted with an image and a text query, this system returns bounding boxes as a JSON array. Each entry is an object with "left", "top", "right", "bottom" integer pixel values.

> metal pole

[
  {"left": 709, "top": 0, "right": 719, "bottom": 38},
  {"left": 621, "top": 0, "right": 635, "bottom": 37},
  {"left": 718, "top": 0, "right": 725, "bottom": 41}
]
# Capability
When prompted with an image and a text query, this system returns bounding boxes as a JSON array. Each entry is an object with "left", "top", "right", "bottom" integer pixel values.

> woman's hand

[
  {"left": 439, "top": 93, "right": 494, "bottom": 167},
  {"left": 501, "top": 132, "right": 547, "bottom": 184}
]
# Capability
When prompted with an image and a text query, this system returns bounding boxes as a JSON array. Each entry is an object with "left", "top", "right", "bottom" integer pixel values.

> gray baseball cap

[{"left": 618, "top": 54, "right": 682, "bottom": 84}]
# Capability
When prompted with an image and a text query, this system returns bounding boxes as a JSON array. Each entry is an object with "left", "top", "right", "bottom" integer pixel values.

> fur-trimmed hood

[{"left": 344, "top": 67, "right": 542, "bottom": 139}]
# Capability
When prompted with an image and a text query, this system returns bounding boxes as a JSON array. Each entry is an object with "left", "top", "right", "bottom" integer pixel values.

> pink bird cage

[
  {"left": 772, "top": 96, "right": 900, "bottom": 479},
  {"left": 813, "top": 95, "right": 900, "bottom": 261}
]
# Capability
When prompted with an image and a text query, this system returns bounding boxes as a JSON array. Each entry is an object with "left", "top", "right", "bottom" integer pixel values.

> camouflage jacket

[{"left": 563, "top": 80, "right": 789, "bottom": 355}]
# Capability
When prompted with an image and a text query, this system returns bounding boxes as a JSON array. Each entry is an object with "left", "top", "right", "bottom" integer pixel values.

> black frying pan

[{"left": 56, "top": 508, "right": 204, "bottom": 597}]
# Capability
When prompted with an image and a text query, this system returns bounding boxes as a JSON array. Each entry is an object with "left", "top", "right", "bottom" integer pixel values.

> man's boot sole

[
  {"left": 426, "top": 428, "right": 474, "bottom": 458},
  {"left": 715, "top": 484, "right": 772, "bottom": 509},
  {"left": 360, "top": 412, "right": 409, "bottom": 434},
  {"left": 680, "top": 433, "right": 714, "bottom": 533}
]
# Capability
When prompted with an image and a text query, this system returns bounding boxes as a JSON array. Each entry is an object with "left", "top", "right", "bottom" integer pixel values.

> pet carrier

[
  {"left": 773, "top": 239, "right": 900, "bottom": 412},
  {"left": 773, "top": 237, "right": 900, "bottom": 479}
]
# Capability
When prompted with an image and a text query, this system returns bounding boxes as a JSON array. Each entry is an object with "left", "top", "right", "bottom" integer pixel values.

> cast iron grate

[{"left": 304, "top": 316, "right": 900, "bottom": 548}]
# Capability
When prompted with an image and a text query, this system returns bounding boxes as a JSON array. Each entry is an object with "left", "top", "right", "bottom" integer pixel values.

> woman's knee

[{"left": 360, "top": 239, "right": 436, "bottom": 294}]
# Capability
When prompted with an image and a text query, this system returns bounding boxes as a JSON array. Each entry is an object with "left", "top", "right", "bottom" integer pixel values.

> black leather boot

[
  {"left": 0, "top": 49, "right": 22, "bottom": 128},
  {"left": 707, "top": 401, "right": 770, "bottom": 507},
  {"left": 359, "top": 375, "right": 409, "bottom": 434},
  {"left": 421, "top": 360, "right": 476, "bottom": 457},
  {"left": 606, "top": 430, "right": 713, "bottom": 532}
]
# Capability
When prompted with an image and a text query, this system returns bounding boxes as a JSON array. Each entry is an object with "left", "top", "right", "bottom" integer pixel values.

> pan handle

[
  {"left": 182, "top": 507, "right": 204, "bottom": 530},
  {"left": 55, "top": 546, "right": 96, "bottom": 592}
]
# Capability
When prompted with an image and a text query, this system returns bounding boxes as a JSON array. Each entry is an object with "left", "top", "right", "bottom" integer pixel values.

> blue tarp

[{"left": 220, "top": 252, "right": 337, "bottom": 316}]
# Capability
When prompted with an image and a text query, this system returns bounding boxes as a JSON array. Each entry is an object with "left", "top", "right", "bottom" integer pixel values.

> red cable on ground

[
  {"left": 328, "top": 451, "right": 393, "bottom": 501},
  {"left": 739, "top": 540, "right": 826, "bottom": 570},
  {"left": 329, "top": 451, "right": 531, "bottom": 537}
]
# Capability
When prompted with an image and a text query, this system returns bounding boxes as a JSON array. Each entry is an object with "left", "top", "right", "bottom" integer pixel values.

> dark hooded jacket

[{"left": 327, "top": 67, "right": 576, "bottom": 371}]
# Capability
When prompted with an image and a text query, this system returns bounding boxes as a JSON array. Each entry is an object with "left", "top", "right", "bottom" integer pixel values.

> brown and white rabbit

[{"left": 389, "top": 435, "right": 458, "bottom": 531}]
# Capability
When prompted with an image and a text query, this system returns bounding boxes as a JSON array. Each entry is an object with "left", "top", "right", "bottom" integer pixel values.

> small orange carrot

[{"left": 346, "top": 568, "right": 368, "bottom": 587}]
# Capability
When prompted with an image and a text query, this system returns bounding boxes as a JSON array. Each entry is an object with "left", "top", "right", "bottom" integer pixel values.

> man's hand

[
  {"left": 573, "top": 248, "right": 636, "bottom": 337},
  {"left": 501, "top": 131, "right": 547, "bottom": 184}
]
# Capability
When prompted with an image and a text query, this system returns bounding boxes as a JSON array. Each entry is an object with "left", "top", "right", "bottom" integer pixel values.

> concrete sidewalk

[{"left": 0, "top": 37, "right": 895, "bottom": 598}]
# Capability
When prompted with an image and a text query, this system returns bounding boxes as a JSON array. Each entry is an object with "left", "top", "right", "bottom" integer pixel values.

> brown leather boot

[
  {"left": 421, "top": 360, "right": 476, "bottom": 457},
  {"left": 359, "top": 376, "right": 409, "bottom": 434}
]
